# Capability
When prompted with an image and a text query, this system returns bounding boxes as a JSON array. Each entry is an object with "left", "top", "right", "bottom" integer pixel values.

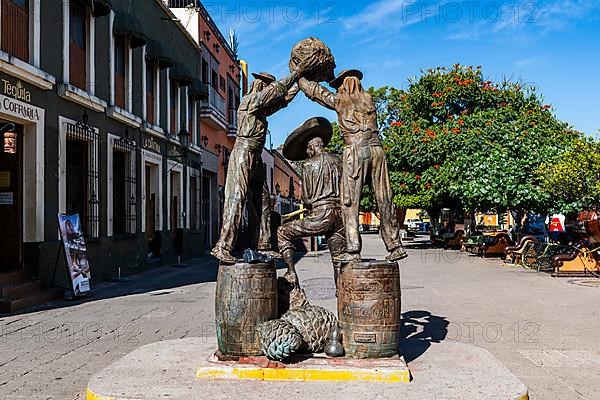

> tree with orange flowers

[{"left": 371, "top": 64, "right": 581, "bottom": 224}]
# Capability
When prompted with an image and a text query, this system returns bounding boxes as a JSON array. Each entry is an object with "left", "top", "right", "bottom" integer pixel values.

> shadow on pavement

[{"left": 400, "top": 310, "right": 449, "bottom": 363}]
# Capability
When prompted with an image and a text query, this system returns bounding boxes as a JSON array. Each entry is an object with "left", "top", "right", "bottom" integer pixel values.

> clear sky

[{"left": 206, "top": 0, "right": 600, "bottom": 146}]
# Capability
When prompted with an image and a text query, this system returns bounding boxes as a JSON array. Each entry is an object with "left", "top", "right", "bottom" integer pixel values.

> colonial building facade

[
  {"left": 0, "top": 0, "right": 303, "bottom": 311},
  {"left": 169, "top": 1, "right": 241, "bottom": 247},
  {"left": 0, "top": 0, "right": 236, "bottom": 310}
]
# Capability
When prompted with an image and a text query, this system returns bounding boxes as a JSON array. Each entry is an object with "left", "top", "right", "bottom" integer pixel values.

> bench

[
  {"left": 446, "top": 230, "right": 465, "bottom": 250},
  {"left": 522, "top": 243, "right": 576, "bottom": 272},
  {"left": 553, "top": 244, "right": 600, "bottom": 277},
  {"left": 504, "top": 235, "right": 539, "bottom": 265},
  {"left": 481, "top": 233, "right": 513, "bottom": 258}
]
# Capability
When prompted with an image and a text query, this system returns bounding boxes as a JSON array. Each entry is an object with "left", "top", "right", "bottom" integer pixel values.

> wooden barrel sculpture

[
  {"left": 215, "top": 262, "right": 277, "bottom": 357},
  {"left": 337, "top": 261, "right": 401, "bottom": 358}
]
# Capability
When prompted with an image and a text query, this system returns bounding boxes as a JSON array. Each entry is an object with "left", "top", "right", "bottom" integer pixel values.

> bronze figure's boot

[
  {"left": 386, "top": 246, "right": 408, "bottom": 262},
  {"left": 210, "top": 246, "right": 238, "bottom": 264}
]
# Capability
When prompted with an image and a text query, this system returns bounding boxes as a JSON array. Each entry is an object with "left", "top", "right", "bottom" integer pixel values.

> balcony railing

[{"left": 200, "top": 85, "right": 226, "bottom": 119}]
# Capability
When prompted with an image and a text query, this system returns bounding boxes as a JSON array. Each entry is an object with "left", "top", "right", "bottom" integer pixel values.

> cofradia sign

[{"left": 0, "top": 79, "right": 40, "bottom": 122}]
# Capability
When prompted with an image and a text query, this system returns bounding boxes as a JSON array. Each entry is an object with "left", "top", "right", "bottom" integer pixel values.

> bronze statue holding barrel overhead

[
  {"left": 211, "top": 71, "right": 300, "bottom": 264},
  {"left": 298, "top": 71, "right": 407, "bottom": 262}
]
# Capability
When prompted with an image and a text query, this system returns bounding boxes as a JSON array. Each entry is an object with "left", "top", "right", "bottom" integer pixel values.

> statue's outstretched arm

[
  {"left": 298, "top": 77, "right": 337, "bottom": 110},
  {"left": 247, "top": 72, "right": 299, "bottom": 115}
]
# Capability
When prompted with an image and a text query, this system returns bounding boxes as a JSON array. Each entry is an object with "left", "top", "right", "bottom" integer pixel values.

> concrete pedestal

[{"left": 86, "top": 338, "right": 529, "bottom": 400}]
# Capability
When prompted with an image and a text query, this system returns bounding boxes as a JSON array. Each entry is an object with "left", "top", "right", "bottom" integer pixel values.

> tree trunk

[{"left": 396, "top": 207, "right": 407, "bottom": 230}]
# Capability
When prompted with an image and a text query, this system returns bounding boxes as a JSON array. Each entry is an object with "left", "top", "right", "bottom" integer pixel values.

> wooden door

[{"left": 0, "top": 122, "right": 22, "bottom": 272}]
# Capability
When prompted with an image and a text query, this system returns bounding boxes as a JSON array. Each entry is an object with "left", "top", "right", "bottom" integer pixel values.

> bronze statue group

[{"left": 211, "top": 38, "right": 408, "bottom": 287}]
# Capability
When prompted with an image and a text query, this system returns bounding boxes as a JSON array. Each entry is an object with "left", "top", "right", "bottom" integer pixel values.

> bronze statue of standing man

[
  {"left": 211, "top": 72, "right": 300, "bottom": 264},
  {"left": 299, "top": 70, "right": 407, "bottom": 262}
]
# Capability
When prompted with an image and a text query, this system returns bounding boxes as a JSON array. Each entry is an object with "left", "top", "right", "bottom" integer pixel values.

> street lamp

[
  {"left": 215, "top": 143, "right": 222, "bottom": 154},
  {"left": 201, "top": 135, "right": 209, "bottom": 147},
  {"left": 178, "top": 128, "right": 190, "bottom": 157},
  {"left": 275, "top": 182, "right": 280, "bottom": 195}
]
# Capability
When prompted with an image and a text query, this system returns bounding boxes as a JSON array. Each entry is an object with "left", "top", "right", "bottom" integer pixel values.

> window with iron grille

[
  {"left": 112, "top": 138, "right": 137, "bottom": 236},
  {"left": 66, "top": 122, "right": 100, "bottom": 241},
  {"left": 69, "top": 1, "right": 87, "bottom": 90},
  {"left": 1, "top": 0, "right": 30, "bottom": 62}
]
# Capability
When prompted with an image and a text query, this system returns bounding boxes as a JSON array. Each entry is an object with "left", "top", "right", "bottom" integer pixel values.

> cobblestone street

[{"left": 1, "top": 235, "right": 599, "bottom": 399}]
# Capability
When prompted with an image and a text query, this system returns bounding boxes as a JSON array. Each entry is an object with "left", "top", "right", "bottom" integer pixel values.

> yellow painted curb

[
  {"left": 197, "top": 366, "right": 411, "bottom": 383},
  {"left": 86, "top": 387, "right": 115, "bottom": 400}
]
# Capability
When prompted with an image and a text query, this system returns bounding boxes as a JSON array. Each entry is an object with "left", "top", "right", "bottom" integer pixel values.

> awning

[
  {"left": 113, "top": 11, "right": 147, "bottom": 48},
  {"left": 170, "top": 64, "right": 194, "bottom": 86},
  {"left": 190, "top": 80, "right": 209, "bottom": 99},
  {"left": 92, "top": 0, "right": 112, "bottom": 17},
  {"left": 146, "top": 40, "right": 174, "bottom": 69}
]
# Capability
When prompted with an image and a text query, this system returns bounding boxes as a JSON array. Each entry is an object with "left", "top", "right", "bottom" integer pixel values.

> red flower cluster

[
  {"left": 391, "top": 121, "right": 404, "bottom": 127},
  {"left": 433, "top": 164, "right": 441, "bottom": 169},
  {"left": 451, "top": 127, "right": 461, "bottom": 134},
  {"left": 415, "top": 175, "right": 421, "bottom": 180},
  {"left": 454, "top": 78, "right": 474, "bottom": 86},
  {"left": 542, "top": 105, "right": 551, "bottom": 110},
  {"left": 425, "top": 182, "right": 432, "bottom": 189},
  {"left": 457, "top": 119, "right": 465, "bottom": 125},
  {"left": 431, "top": 101, "right": 444, "bottom": 107}
]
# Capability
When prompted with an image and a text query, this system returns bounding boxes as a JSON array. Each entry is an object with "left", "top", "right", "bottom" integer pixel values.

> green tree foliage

[
  {"left": 539, "top": 138, "right": 600, "bottom": 215},
  {"left": 371, "top": 64, "right": 581, "bottom": 214}
]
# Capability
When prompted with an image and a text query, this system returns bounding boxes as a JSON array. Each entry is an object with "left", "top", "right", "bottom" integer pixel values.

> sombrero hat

[
  {"left": 329, "top": 69, "right": 363, "bottom": 89},
  {"left": 282, "top": 117, "right": 333, "bottom": 161},
  {"left": 251, "top": 72, "right": 276, "bottom": 84}
]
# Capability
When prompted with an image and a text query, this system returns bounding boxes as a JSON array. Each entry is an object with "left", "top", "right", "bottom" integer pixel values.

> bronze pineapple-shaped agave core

[
  {"left": 281, "top": 305, "right": 337, "bottom": 353},
  {"left": 258, "top": 319, "right": 303, "bottom": 361}
]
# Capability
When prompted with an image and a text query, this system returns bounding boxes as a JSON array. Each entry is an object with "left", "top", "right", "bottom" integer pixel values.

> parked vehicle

[{"left": 406, "top": 219, "right": 422, "bottom": 231}]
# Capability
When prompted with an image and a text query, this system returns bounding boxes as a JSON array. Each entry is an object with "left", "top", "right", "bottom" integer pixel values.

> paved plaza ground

[{"left": 1, "top": 234, "right": 599, "bottom": 399}]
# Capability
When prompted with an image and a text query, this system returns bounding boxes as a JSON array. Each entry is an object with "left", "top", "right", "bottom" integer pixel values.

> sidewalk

[{"left": 0, "top": 255, "right": 220, "bottom": 400}]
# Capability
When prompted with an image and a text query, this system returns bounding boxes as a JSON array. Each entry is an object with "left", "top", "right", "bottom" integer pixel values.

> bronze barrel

[
  {"left": 215, "top": 262, "right": 277, "bottom": 356},
  {"left": 337, "top": 260, "right": 401, "bottom": 358}
]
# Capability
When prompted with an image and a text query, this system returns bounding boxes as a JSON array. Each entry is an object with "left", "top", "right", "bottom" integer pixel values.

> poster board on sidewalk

[{"left": 58, "top": 214, "right": 92, "bottom": 296}]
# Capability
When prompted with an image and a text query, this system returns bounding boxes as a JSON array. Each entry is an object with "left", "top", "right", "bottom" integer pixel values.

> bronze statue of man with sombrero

[
  {"left": 278, "top": 117, "right": 347, "bottom": 287},
  {"left": 211, "top": 71, "right": 301, "bottom": 264},
  {"left": 298, "top": 70, "right": 407, "bottom": 262}
]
